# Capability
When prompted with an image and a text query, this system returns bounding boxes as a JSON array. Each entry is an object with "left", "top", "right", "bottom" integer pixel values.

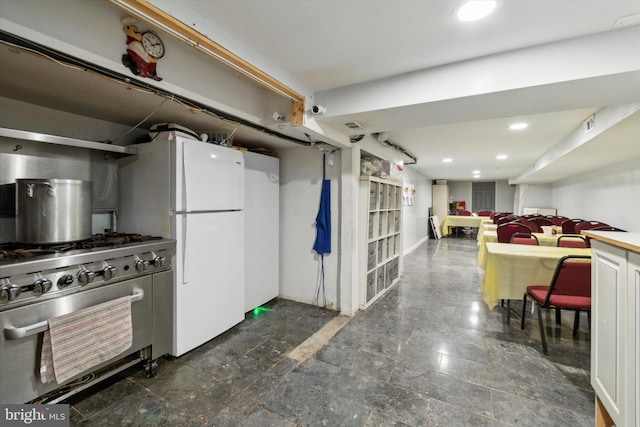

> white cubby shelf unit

[{"left": 359, "top": 176, "right": 403, "bottom": 309}]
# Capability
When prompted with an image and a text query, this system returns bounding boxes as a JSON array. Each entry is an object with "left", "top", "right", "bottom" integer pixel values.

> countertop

[{"left": 582, "top": 230, "right": 640, "bottom": 253}]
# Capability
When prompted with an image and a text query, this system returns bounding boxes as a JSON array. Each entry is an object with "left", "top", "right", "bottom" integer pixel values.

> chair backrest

[
  {"left": 492, "top": 213, "right": 512, "bottom": 224},
  {"left": 457, "top": 210, "right": 472, "bottom": 216},
  {"left": 545, "top": 256, "right": 591, "bottom": 304},
  {"left": 477, "top": 210, "right": 492, "bottom": 217},
  {"left": 497, "top": 222, "right": 532, "bottom": 243},
  {"left": 561, "top": 218, "right": 584, "bottom": 234},
  {"left": 496, "top": 215, "right": 514, "bottom": 226},
  {"left": 511, "top": 232, "right": 539, "bottom": 245},
  {"left": 529, "top": 217, "right": 553, "bottom": 229},
  {"left": 557, "top": 235, "right": 588, "bottom": 248},
  {"left": 546, "top": 216, "right": 569, "bottom": 226},
  {"left": 515, "top": 219, "right": 540, "bottom": 233},
  {"left": 575, "top": 221, "right": 609, "bottom": 234}
]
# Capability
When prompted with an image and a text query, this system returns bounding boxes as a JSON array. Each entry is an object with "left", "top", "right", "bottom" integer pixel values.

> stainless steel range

[{"left": 0, "top": 233, "right": 175, "bottom": 404}]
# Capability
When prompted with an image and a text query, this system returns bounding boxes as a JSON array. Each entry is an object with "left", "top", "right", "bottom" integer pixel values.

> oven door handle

[{"left": 3, "top": 289, "right": 145, "bottom": 340}]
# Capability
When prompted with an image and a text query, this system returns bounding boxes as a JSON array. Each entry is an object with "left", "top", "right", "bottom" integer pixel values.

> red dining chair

[
  {"left": 493, "top": 213, "right": 510, "bottom": 224},
  {"left": 560, "top": 218, "right": 584, "bottom": 234},
  {"left": 477, "top": 210, "right": 492, "bottom": 217},
  {"left": 515, "top": 219, "right": 541, "bottom": 233},
  {"left": 496, "top": 215, "right": 515, "bottom": 226},
  {"left": 510, "top": 232, "right": 539, "bottom": 245},
  {"left": 529, "top": 217, "right": 553, "bottom": 230},
  {"left": 498, "top": 222, "right": 534, "bottom": 324},
  {"left": 520, "top": 255, "right": 591, "bottom": 354},
  {"left": 497, "top": 222, "right": 532, "bottom": 243},
  {"left": 575, "top": 221, "right": 608, "bottom": 234},
  {"left": 557, "top": 235, "right": 588, "bottom": 248},
  {"left": 546, "top": 216, "right": 568, "bottom": 226}
]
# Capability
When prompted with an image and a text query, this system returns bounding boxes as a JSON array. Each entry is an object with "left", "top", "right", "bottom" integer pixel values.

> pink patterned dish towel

[{"left": 40, "top": 296, "right": 132, "bottom": 384}]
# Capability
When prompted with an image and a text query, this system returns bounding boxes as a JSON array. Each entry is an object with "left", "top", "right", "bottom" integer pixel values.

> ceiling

[{"left": 1, "top": 0, "right": 640, "bottom": 183}]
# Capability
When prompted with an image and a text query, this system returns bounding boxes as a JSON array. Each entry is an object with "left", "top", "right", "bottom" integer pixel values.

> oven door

[{"left": 0, "top": 276, "right": 153, "bottom": 404}]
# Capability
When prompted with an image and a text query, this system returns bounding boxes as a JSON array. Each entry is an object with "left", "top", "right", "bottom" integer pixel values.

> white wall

[
  {"left": 521, "top": 183, "right": 554, "bottom": 211},
  {"left": 495, "top": 180, "right": 516, "bottom": 213},
  {"left": 402, "top": 167, "right": 431, "bottom": 254},
  {"left": 0, "top": 0, "right": 291, "bottom": 127},
  {"left": 551, "top": 158, "right": 640, "bottom": 231},
  {"left": 278, "top": 147, "right": 341, "bottom": 309}
]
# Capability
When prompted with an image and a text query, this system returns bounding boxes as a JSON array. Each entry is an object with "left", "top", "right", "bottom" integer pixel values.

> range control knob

[
  {"left": 57, "top": 274, "right": 74, "bottom": 289},
  {"left": 33, "top": 278, "right": 53, "bottom": 295},
  {"left": 102, "top": 265, "right": 118, "bottom": 280},
  {"left": 0, "top": 283, "right": 21, "bottom": 302},
  {"left": 135, "top": 259, "right": 150, "bottom": 272},
  {"left": 77, "top": 269, "right": 95, "bottom": 285},
  {"left": 151, "top": 256, "right": 167, "bottom": 268}
]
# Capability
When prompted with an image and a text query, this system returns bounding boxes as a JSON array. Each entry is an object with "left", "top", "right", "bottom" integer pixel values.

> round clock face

[{"left": 141, "top": 32, "right": 165, "bottom": 58}]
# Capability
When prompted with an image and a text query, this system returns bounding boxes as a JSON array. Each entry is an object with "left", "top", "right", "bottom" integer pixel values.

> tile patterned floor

[{"left": 67, "top": 236, "right": 594, "bottom": 426}]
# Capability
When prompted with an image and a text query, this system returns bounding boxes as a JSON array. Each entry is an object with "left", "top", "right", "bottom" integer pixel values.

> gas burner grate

[
  {"left": 0, "top": 243, "right": 79, "bottom": 259},
  {"left": 0, "top": 234, "right": 163, "bottom": 259},
  {"left": 81, "top": 233, "right": 162, "bottom": 248}
]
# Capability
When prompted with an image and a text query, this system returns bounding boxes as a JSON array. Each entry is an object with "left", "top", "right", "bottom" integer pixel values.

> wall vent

[
  {"left": 582, "top": 114, "right": 595, "bottom": 134},
  {"left": 344, "top": 121, "right": 364, "bottom": 130}
]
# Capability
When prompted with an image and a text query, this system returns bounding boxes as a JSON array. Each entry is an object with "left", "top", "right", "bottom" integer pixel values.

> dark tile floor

[{"left": 67, "top": 236, "right": 594, "bottom": 426}]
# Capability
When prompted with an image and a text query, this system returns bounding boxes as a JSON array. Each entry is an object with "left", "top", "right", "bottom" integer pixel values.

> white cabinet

[
  {"left": 630, "top": 251, "right": 640, "bottom": 427},
  {"left": 590, "top": 236, "right": 640, "bottom": 427},
  {"left": 244, "top": 151, "right": 280, "bottom": 312},
  {"left": 359, "top": 177, "right": 402, "bottom": 308},
  {"left": 432, "top": 184, "right": 449, "bottom": 225}
]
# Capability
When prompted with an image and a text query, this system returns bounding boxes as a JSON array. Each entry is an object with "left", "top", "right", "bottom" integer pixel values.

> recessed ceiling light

[
  {"left": 496, "top": 154, "right": 508, "bottom": 160},
  {"left": 443, "top": 158, "right": 453, "bottom": 163},
  {"left": 456, "top": 0, "right": 497, "bottom": 22},
  {"left": 472, "top": 170, "right": 481, "bottom": 174},
  {"left": 509, "top": 122, "right": 528, "bottom": 130},
  {"left": 473, "top": 175, "right": 481, "bottom": 179}
]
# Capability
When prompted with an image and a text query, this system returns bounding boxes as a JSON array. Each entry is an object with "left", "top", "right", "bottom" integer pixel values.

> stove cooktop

[
  {"left": 0, "top": 234, "right": 175, "bottom": 311},
  {"left": 0, "top": 233, "right": 163, "bottom": 260}
]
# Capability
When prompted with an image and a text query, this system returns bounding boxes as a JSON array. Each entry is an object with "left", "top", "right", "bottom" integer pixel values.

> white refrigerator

[{"left": 118, "top": 134, "right": 245, "bottom": 356}]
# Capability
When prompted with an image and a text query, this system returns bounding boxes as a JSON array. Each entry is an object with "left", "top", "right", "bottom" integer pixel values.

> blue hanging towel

[{"left": 313, "top": 156, "right": 331, "bottom": 255}]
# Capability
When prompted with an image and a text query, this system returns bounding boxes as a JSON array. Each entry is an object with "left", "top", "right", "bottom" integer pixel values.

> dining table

[
  {"left": 481, "top": 242, "right": 591, "bottom": 310},
  {"left": 477, "top": 223, "right": 497, "bottom": 245},
  {"left": 477, "top": 231, "right": 583, "bottom": 269},
  {"left": 441, "top": 215, "right": 492, "bottom": 236}
]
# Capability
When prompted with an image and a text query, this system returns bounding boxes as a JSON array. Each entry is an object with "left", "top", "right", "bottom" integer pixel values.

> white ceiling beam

[
  {"left": 509, "top": 102, "right": 640, "bottom": 184},
  {"left": 316, "top": 25, "right": 640, "bottom": 121}
]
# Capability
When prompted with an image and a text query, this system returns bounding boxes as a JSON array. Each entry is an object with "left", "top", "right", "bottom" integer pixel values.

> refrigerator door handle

[{"left": 182, "top": 214, "right": 189, "bottom": 285}]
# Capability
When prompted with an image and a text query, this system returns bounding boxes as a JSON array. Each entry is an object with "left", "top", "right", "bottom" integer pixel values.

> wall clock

[
  {"left": 121, "top": 17, "right": 163, "bottom": 81},
  {"left": 141, "top": 32, "right": 165, "bottom": 59}
]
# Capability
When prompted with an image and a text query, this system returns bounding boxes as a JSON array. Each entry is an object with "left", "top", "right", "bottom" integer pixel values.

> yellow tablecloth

[
  {"left": 477, "top": 231, "right": 587, "bottom": 269},
  {"left": 482, "top": 242, "right": 591, "bottom": 309},
  {"left": 477, "top": 223, "right": 497, "bottom": 245},
  {"left": 441, "top": 216, "right": 490, "bottom": 236}
]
